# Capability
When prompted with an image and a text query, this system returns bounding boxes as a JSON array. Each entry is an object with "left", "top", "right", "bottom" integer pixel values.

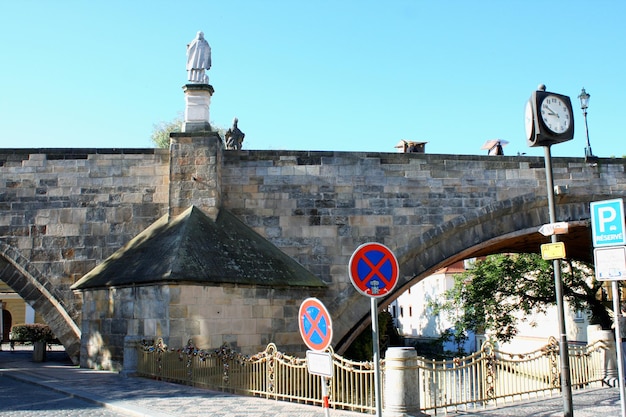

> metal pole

[
  {"left": 583, "top": 109, "right": 593, "bottom": 158},
  {"left": 0, "top": 303, "right": 3, "bottom": 351},
  {"left": 371, "top": 297, "right": 383, "bottom": 417},
  {"left": 321, "top": 376, "right": 331, "bottom": 417},
  {"left": 611, "top": 280, "right": 626, "bottom": 417},
  {"left": 543, "top": 145, "right": 574, "bottom": 416}
]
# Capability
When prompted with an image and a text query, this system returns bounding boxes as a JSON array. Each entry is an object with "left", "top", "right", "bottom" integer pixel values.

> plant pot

[{"left": 32, "top": 341, "right": 46, "bottom": 362}]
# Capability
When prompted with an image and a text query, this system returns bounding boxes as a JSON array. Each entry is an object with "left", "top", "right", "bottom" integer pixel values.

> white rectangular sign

[
  {"left": 306, "top": 350, "right": 333, "bottom": 377},
  {"left": 538, "top": 222, "right": 569, "bottom": 236},
  {"left": 594, "top": 246, "right": 626, "bottom": 281}
]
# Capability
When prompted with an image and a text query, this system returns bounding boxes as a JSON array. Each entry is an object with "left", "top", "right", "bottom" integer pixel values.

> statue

[
  {"left": 225, "top": 118, "right": 245, "bottom": 150},
  {"left": 186, "top": 31, "right": 211, "bottom": 84}
]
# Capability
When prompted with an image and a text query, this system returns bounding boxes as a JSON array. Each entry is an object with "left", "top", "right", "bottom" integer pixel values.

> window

[{"left": 574, "top": 310, "right": 585, "bottom": 322}]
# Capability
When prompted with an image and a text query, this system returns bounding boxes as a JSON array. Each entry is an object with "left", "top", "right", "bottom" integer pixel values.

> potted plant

[{"left": 9, "top": 323, "right": 54, "bottom": 362}]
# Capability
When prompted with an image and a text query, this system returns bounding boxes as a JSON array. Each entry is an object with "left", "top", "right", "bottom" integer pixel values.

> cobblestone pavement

[
  {"left": 0, "top": 373, "right": 124, "bottom": 417},
  {"left": 0, "top": 344, "right": 623, "bottom": 417},
  {"left": 0, "top": 346, "right": 366, "bottom": 417},
  {"left": 454, "top": 387, "right": 622, "bottom": 417}
]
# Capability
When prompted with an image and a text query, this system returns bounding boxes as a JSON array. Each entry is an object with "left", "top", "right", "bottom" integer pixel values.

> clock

[
  {"left": 540, "top": 95, "right": 571, "bottom": 135},
  {"left": 525, "top": 87, "right": 574, "bottom": 147},
  {"left": 524, "top": 100, "right": 534, "bottom": 141}
]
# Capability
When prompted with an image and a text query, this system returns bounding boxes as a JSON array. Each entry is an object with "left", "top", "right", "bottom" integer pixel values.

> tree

[
  {"left": 151, "top": 117, "right": 182, "bottom": 148},
  {"left": 433, "top": 253, "right": 611, "bottom": 344},
  {"left": 151, "top": 116, "right": 228, "bottom": 149},
  {"left": 344, "top": 311, "right": 402, "bottom": 361}
]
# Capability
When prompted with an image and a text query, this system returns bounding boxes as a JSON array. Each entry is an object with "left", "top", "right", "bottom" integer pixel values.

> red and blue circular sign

[
  {"left": 349, "top": 242, "right": 399, "bottom": 298},
  {"left": 298, "top": 298, "right": 333, "bottom": 351}
]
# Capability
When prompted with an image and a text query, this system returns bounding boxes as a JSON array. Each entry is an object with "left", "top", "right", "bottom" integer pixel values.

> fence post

[{"left": 384, "top": 347, "right": 428, "bottom": 417}]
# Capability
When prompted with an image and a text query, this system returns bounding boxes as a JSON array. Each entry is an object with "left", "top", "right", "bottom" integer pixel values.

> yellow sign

[{"left": 541, "top": 242, "right": 566, "bottom": 260}]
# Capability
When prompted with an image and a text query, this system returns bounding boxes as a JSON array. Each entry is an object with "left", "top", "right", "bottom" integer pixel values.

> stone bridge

[{"left": 1, "top": 135, "right": 624, "bottom": 367}]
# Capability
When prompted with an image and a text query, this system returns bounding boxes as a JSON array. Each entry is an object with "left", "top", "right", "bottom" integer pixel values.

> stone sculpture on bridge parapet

[
  {"left": 225, "top": 118, "right": 245, "bottom": 150},
  {"left": 186, "top": 31, "right": 211, "bottom": 84}
]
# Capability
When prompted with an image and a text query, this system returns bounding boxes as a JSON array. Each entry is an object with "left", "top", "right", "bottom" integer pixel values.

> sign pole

[
  {"left": 371, "top": 296, "right": 383, "bottom": 417},
  {"left": 321, "top": 376, "right": 330, "bottom": 417},
  {"left": 612, "top": 280, "right": 626, "bottom": 417}
]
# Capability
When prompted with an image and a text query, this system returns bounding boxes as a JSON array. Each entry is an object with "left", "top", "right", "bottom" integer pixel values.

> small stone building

[{"left": 72, "top": 203, "right": 325, "bottom": 371}]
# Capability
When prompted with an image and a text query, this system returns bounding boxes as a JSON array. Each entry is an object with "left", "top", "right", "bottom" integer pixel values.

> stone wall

[
  {"left": 168, "top": 132, "right": 222, "bottom": 220},
  {"left": 220, "top": 151, "right": 626, "bottom": 350},
  {"left": 2, "top": 146, "right": 626, "bottom": 367},
  {"left": 0, "top": 149, "right": 170, "bottom": 361},
  {"left": 80, "top": 283, "right": 326, "bottom": 369}
]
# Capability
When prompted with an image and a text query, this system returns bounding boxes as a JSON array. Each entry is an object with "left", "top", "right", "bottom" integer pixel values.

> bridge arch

[
  {"left": 333, "top": 193, "right": 596, "bottom": 353},
  {"left": 0, "top": 242, "right": 81, "bottom": 364}
]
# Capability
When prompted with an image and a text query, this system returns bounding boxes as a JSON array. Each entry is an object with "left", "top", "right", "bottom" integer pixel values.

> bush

[{"left": 9, "top": 323, "right": 54, "bottom": 342}]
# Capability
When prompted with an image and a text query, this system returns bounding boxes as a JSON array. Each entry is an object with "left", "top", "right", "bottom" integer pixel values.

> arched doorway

[{"left": 2, "top": 308, "right": 11, "bottom": 342}]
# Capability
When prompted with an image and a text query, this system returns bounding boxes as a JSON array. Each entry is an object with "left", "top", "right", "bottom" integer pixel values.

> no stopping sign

[{"left": 349, "top": 242, "right": 399, "bottom": 298}]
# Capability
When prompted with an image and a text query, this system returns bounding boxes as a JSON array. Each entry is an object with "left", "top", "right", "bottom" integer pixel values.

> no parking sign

[
  {"left": 298, "top": 298, "right": 333, "bottom": 352},
  {"left": 348, "top": 242, "right": 399, "bottom": 298}
]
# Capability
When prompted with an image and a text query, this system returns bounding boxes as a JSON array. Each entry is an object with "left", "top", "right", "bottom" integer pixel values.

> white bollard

[{"left": 383, "top": 347, "right": 429, "bottom": 417}]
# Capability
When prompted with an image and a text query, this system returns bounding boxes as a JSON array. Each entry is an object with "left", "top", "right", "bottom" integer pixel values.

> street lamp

[{"left": 578, "top": 87, "right": 596, "bottom": 162}]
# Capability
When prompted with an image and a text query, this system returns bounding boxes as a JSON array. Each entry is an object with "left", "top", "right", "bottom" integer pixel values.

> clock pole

[
  {"left": 526, "top": 84, "right": 575, "bottom": 417},
  {"left": 543, "top": 144, "right": 574, "bottom": 417}
]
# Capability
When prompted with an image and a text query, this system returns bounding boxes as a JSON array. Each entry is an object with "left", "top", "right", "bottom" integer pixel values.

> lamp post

[{"left": 578, "top": 87, "right": 596, "bottom": 162}]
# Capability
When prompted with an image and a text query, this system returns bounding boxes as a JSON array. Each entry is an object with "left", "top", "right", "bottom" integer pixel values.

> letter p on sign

[
  {"left": 598, "top": 207, "right": 617, "bottom": 232},
  {"left": 591, "top": 199, "right": 626, "bottom": 247}
]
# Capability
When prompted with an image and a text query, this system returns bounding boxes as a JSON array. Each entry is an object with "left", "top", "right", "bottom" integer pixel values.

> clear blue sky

[{"left": 1, "top": 1, "right": 624, "bottom": 158}]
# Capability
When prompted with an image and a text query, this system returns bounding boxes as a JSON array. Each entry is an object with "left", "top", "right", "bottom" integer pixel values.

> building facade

[{"left": 389, "top": 258, "right": 593, "bottom": 356}]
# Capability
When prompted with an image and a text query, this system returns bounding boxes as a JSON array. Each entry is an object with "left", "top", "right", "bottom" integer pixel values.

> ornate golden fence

[
  {"left": 137, "top": 339, "right": 377, "bottom": 413},
  {"left": 418, "top": 337, "right": 609, "bottom": 414},
  {"left": 136, "top": 337, "right": 610, "bottom": 415}
]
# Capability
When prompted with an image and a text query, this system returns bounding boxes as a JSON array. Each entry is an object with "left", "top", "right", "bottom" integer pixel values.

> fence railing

[
  {"left": 136, "top": 337, "right": 610, "bottom": 415},
  {"left": 137, "top": 339, "right": 378, "bottom": 413},
  {"left": 419, "top": 336, "right": 610, "bottom": 414}
]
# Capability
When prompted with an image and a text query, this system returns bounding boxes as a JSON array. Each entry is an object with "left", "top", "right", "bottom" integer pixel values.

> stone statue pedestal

[{"left": 182, "top": 84, "right": 214, "bottom": 133}]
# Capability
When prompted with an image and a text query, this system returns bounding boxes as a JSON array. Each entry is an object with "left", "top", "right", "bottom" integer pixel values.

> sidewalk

[{"left": 0, "top": 345, "right": 623, "bottom": 417}]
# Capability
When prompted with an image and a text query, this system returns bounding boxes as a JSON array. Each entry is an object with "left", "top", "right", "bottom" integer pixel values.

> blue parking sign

[{"left": 590, "top": 199, "right": 626, "bottom": 247}]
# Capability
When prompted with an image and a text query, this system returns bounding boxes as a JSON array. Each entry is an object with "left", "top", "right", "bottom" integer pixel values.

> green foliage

[
  {"left": 150, "top": 115, "right": 229, "bottom": 149},
  {"left": 434, "top": 253, "right": 611, "bottom": 344},
  {"left": 439, "top": 327, "right": 469, "bottom": 357},
  {"left": 151, "top": 117, "right": 182, "bottom": 148},
  {"left": 10, "top": 323, "right": 55, "bottom": 342},
  {"left": 344, "top": 311, "right": 402, "bottom": 361}
]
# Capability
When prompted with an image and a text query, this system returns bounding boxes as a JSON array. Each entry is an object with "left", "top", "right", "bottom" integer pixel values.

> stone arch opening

[
  {"left": 334, "top": 193, "right": 594, "bottom": 353},
  {"left": 2, "top": 308, "right": 11, "bottom": 342},
  {"left": 0, "top": 242, "right": 81, "bottom": 364}
]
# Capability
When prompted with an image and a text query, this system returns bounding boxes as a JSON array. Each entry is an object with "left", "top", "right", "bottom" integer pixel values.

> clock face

[
  {"left": 524, "top": 100, "right": 534, "bottom": 140},
  {"left": 540, "top": 95, "right": 571, "bottom": 134}
]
